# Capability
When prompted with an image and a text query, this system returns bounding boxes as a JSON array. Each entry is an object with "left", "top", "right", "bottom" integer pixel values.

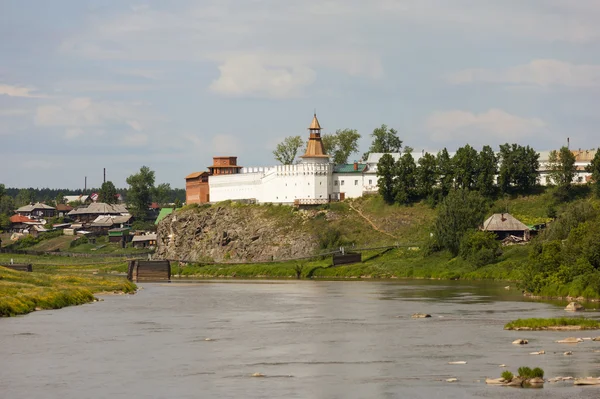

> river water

[{"left": 2, "top": 280, "right": 600, "bottom": 398}]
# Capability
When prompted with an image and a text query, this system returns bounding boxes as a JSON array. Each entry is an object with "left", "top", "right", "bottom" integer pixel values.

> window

[
  {"left": 341, "top": 180, "right": 345, "bottom": 186},
  {"left": 334, "top": 181, "right": 338, "bottom": 186},
  {"left": 369, "top": 179, "right": 372, "bottom": 185},
  {"left": 355, "top": 180, "right": 358, "bottom": 186}
]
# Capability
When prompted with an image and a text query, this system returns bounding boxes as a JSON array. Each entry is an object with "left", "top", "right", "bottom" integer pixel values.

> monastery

[
  {"left": 185, "top": 114, "right": 597, "bottom": 205},
  {"left": 185, "top": 114, "right": 382, "bottom": 206}
]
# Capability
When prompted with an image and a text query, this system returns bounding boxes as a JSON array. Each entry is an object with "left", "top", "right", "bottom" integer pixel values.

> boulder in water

[
  {"left": 411, "top": 313, "right": 431, "bottom": 318},
  {"left": 565, "top": 302, "right": 584, "bottom": 312},
  {"left": 512, "top": 339, "right": 528, "bottom": 345},
  {"left": 556, "top": 337, "right": 583, "bottom": 344}
]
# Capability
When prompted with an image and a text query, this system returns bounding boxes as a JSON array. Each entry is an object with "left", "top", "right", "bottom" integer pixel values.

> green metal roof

[
  {"left": 333, "top": 163, "right": 367, "bottom": 173},
  {"left": 155, "top": 208, "right": 174, "bottom": 225}
]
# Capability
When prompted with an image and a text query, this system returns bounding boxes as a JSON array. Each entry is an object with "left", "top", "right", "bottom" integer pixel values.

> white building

[
  {"left": 209, "top": 115, "right": 381, "bottom": 205},
  {"left": 538, "top": 149, "right": 596, "bottom": 186}
]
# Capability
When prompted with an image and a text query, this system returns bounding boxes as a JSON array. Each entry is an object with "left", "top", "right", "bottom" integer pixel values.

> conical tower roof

[{"left": 301, "top": 113, "right": 329, "bottom": 159}]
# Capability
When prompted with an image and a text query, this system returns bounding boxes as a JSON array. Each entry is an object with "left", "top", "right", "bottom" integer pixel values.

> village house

[
  {"left": 15, "top": 202, "right": 56, "bottom": 219},
  {"left": 482, "top": 213, "right": 531, "bottom": 241},
  {"left": 68, "top": 202, "right": 130, "bottom": 224}
]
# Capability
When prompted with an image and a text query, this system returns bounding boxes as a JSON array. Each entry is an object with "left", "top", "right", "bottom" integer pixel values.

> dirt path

[{"left": 347, "top": 202, "right": 398, "bottom": 240}]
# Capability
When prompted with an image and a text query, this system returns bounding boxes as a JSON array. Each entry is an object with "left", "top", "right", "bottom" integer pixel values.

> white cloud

[
  {"left": 121, "top": 133, "right": 149, "bottom": 147},
  {"left": 34, "top": 97, "right": 154, "bottom": 129},
  {"left": 448, "top": 59, "right": 600, "bottom": 88},
  {"left": 0, "top": 108, "right": 30, "bottom": 116},
  {"left": 209, "top": 55, "right": 316, "bottom": 98},
  {"left": 0, "top": 84, "right": 47, "bottom": 98},
  {"left": 127, "top": 120, "right": 143, "bottom": 131},
  {"left": 426, "top": 109, "right": 546, "bottom": 142},
  {"left": 212, "top": 134, "right": 241, "bottom": 155},
  {"left": 65, "top": 128, "right": 84, "bottom": 139}
]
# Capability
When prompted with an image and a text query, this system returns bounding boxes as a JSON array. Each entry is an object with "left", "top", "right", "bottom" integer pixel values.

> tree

[
  {"left": 459, "top": 230, "right": 501, "bottom": 267},
  {"left": 322, "top": 129, "right": 361, "bottom": 164},
  {"left": 54, "top": 191, "right": 65, "bottom": 207},
  {"left": 153, "top": 183, "right": 172, "bottom": 207},
  {"left": 416, "top": 152, "right": 438, "bottom": 199},
  {"left": 174, "top": 198, "right": 182, "bottom": 209},
  {"left": 273, "top": 135, "right": 304, "bottom": 165},
  {"left": 434, "top": 189, "right": 489, "bottom": 256},
  {"left": 586, "top": 150, "right": 600, "bottom": 197},
  {"left": 0, "top": 195, "right": 14, "bottom": 216},
  {"left": 548, "top": 146, "right": 576, "bottom": 189},
  {"left": 436, "top": 148, "right": 454, "bottom": 196},
  {"left": 363, "top": 124, "right": 402, "bottom": 160},
  {"left": 98, "top": 181, "right": 118, "bottom": 204},
  {"left": 452, "top": 144, "right": 479, "bottom": 190},
  {"left": 498, "top": 143, "right": 539, "bottom": 194},
  {"left": 126, "top": 166, "right": 155, "bottom": 218},
  {"left": 15, "top": 189, "right": 35, "bottom": 207},
  {"left": 0, "top": 184, "right": 5, "bottom": 204},
  {"left": 476, "top": 145, "right": 498, "bottom": 197},
  {"left": 377, "top": 153, "right": 396, "bottom": 204},
  {"left": 394, "top": 148, "right": 417, "bottom": 205}
]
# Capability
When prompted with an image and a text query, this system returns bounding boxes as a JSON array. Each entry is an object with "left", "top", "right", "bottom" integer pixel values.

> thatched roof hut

[{"left": 482, "top": 213, "right": 530, "bottom": 241}]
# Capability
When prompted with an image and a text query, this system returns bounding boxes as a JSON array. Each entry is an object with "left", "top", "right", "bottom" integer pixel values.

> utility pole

[{"left": 103, "top": 168, "right": 106, "bottom": 184}]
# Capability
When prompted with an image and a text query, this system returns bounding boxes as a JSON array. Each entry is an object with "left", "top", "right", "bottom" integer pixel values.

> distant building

[
  {"left": 482, "top": 213, "right": 530, "bottom": 241},
  {"left": 15, "top": 202, "right": 55, "bottom": 219},
  {"left": 68, "top": 202, "right": 129, "bottom": 224},
  {"left": 185, "top": 172, "right": 210, "bottom": 204},
  {"left": 538, "top": 149, "right": 597, "bottom": 186}
]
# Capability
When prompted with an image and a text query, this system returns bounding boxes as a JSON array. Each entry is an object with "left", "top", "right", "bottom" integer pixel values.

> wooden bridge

[{"left": 127, "top": 260, "right": 171, "bottom": 282}]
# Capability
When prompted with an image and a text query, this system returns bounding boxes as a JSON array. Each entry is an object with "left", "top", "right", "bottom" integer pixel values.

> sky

[{"left": 1, "top": 0, "right": 600, "bottom": 189}]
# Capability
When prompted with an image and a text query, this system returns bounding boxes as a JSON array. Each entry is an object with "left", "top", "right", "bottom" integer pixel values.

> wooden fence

[
  {"left": 332, "top": 253, "right": 362, "bottom": 266},
  {"left": 128, "top": 260, "right": 171, "bottom": 282}
]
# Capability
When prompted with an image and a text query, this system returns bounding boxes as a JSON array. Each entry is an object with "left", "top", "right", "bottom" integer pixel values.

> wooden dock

[
  {"left": 127, "top": 260, "right": 171, "bottom": 282},
  {"left": 1, "top": 264, "right": 33, "bottom": 272}
]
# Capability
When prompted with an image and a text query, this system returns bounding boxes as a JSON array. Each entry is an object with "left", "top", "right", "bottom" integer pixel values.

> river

[{"left": 1, "top": 280, "right": 600, "bottom": 398}]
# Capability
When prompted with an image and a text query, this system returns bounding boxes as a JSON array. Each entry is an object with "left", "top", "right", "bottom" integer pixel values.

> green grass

[
  {"left": 501, "top": 371, "right": 514, "bottom": 381},
  {"left": 0, "top": 253, "right": 130, "bottom": 274},
  {"left": 0, "top": 266, "right": 136, "bottom": 317},
  {"left": 504, "top": 317, "right": 600, "bottom": 330}
]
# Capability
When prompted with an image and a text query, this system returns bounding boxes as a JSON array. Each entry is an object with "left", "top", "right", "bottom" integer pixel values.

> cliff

[{"left": 155, "top": 204, "right": 322, "bottom": 263}]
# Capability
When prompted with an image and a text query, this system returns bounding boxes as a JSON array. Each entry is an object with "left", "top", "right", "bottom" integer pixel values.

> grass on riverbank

[
  {"left": 504, "top": 317, "right": 600, "bottom": 330},
  {"left": 0, "top": 253, "right": 130, "bottom": 275},
  {"left": 172, "top": 245, "right": 528, "bottom": 281},
  {"left": 0, "top": 266, "right": 136, "bottom": 317}
]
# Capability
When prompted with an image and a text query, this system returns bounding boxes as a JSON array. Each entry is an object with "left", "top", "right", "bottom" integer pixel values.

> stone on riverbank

[
  {"left": 565, "top": 302, "right": 584, "bottom": 312},
  {"left": 556, "top": 337, "right": 583, "bottom": 344},
  {"left": 485, "top": 378, "right": 505, "bottom": 385},
  {"left": 412, "top": 313, "right": 431, "bottom": 318},
  {"left": 512, "top": 339, "right": 528, "bottom": 345},
  {"left": 574, "top": 377, "right": 600, "bottom": 386}
]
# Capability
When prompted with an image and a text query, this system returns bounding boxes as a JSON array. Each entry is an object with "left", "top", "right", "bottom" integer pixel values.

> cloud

[
  {"left": 448, "top": 59, "right": 600, "bottom": 88},
  {"left": 426, "top": 109, "right": 547, "bottom": 143},
  {"left": 212, "top": 134, "right": 241, "bottom": 155},
  {"left": 0, "top": 108, "right": 30, "bottom": 116},
  {"left": 34, "top": 97, "right": 155, "bottom": 130},
  {"left": 209, "top": 55, "right": 316, "bottom": 98},
  {"left": 127, "top": 120, "right": 143, "bottom": 131},
  {"left": 0, "top": 84, "right": 47, "bottom": 98},
  {"left": 121, "top": 133, "right": 149, "bottom": 147}
]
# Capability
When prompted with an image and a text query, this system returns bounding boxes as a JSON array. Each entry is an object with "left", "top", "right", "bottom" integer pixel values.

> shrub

[
  {"left": 459, "top": 230, "right": 501, "bottom": 267},
  {"left": 531, "top": 367, "right": 544, "bottom": 378},
  {"left": 70, "top": 235, "right": 89, "bottom": 248},
  {"left": 518, "top": 367, "right": 533, "bottom": 379},
  {"left": 501, "top": 371, "right": 514, "bottom": 381}
]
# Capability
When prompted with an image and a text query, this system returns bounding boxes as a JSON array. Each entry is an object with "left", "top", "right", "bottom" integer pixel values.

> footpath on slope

[{"left": 347, "top": 202, "right": 399, "bottom": 240}]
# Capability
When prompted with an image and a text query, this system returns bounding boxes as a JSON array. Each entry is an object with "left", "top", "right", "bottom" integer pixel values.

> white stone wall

[
  {"left": 209, "top": 161, "right": 335, "bottom": 204},
  {"left": 332, "top": 173, "right": 375, "bottom": 199}
]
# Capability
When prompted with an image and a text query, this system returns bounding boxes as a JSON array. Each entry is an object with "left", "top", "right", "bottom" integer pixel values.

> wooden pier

[{"left": 127, "top": 260, "right": 171, "bottom": 282}]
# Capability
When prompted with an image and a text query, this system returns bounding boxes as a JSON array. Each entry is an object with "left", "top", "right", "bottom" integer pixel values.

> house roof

[
  {"left": 186, "top": 171, "right": 209, "bottom": 179},
  {"left": 55, "top": 204, "right": 73, "bottom": 211},
  {"left": 333, "top": 163, "right": 368, "bottom": 173},
  {"left": 68, "top": 202, "right": 128, "bottom": 216},
  {"left": 483, "top": 213, "right": 530, "bottom": 232},
  {"left": 155, "top": 208, "right": 174, "bottom": 225},
  {"left": 10, "top": 215, "right": 35, "bottom": 223},
  {"left": 90, "top": 215, "right": 132, "bottom": 227},
  {"left": 15, "top": 202, "right": 55, "bottom": 212},
  {"left": 132, "top": 233, "right": 157, "bottom": 242}
]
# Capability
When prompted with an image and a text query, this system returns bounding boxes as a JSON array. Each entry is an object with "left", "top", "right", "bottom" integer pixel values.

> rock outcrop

[{"left": 155, "top": 205, "right": 322, "bottom": 263}]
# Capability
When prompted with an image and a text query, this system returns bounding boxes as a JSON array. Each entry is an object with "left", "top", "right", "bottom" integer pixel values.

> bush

[
  {"left": 531, "top": 367, "right": 544, "bottom": 378},
  {"left": 518, "top": 367, "right": 533, "bottom": 379},
  {"left": 70, "top": 235, "right": 89, "bottom": 248},
  {"left": 501, "top": 371, "right": 514, "bottom": 381},
  {"left": 459, "top": 230, "right": 501, "bottom": 267}
]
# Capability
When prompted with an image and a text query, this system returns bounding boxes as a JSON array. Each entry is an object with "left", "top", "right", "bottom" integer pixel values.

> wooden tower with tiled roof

[{"left": 300, "top": 113, "right": 329, "bottom": 161}]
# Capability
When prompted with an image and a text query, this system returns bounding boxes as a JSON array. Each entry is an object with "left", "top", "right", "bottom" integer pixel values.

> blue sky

[{"left": 1, "top": 0, "right": 600, "bottom": 189}]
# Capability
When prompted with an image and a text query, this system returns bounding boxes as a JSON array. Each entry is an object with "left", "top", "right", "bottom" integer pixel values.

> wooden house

[{"left": 482, "top": 213, "right": 531, "bottom": 241}]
